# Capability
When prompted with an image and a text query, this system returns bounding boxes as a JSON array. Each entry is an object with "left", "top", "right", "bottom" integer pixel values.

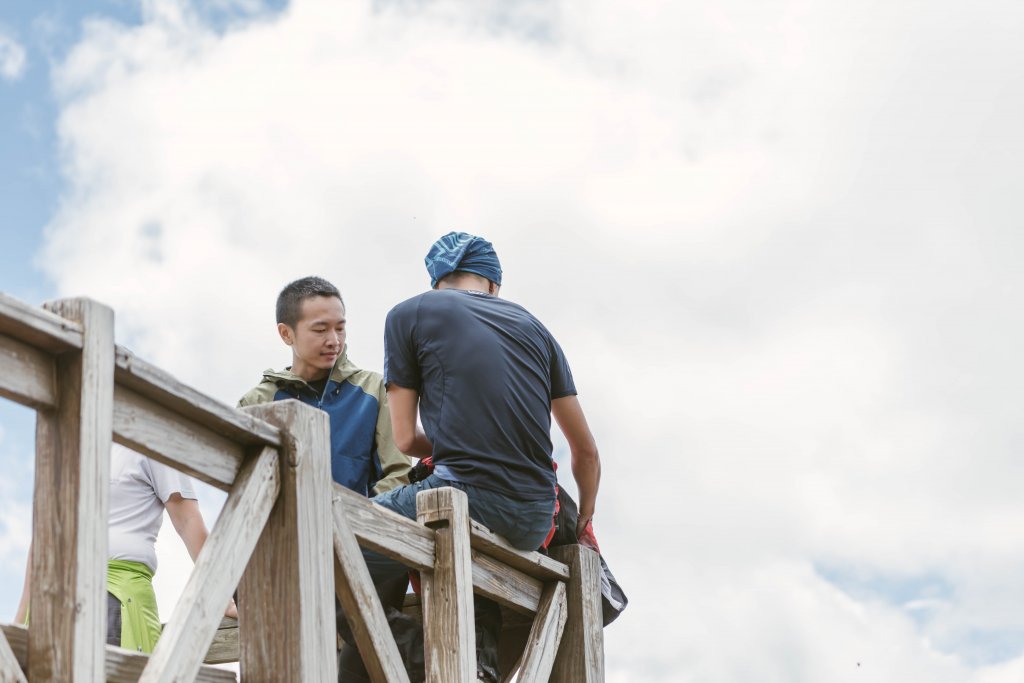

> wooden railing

[{"left": 0, "top": 292, "right": 603, "bottom": 682}]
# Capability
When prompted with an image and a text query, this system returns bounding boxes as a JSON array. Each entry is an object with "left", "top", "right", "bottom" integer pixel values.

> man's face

[{"left": 278, "top": 295, "right": 346, "bottom": 381}]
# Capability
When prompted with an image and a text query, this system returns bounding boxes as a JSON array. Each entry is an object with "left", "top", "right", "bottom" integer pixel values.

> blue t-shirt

[{"left": 384, "top": 289, "right": 576, "bottom": 500}]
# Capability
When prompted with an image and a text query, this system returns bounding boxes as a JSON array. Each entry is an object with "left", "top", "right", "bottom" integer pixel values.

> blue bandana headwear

[{"left": 424, "top": 232, "right": 503, "bottom": 288}]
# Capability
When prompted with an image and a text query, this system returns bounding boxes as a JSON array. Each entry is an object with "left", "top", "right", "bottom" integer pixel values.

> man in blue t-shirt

[
  {"left": 365, "top": 231, "right": 602, "bottom": 681},
  {"left": 379, "top": 230, "right": 601, "bottom": 549}
]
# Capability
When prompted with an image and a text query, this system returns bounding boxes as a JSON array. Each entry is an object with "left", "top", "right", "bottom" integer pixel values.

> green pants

[{"left": 106, "top": 560, "right": 161, "bottom": 653}]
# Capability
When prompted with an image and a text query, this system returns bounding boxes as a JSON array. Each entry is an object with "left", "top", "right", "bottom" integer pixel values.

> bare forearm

[
  {"left": 572, "top": 446, "right": 601, "bottom": 523},
  {"left": 176, "top": 517, "right": 209, "bottom": 562},
  {"left": 387, "top": 385, "right": 433, "bottom": 458},
  {"left": 403, "top": 428, "right": 434, "bottom": 459},
  {"left": 165, "top": 496, "right": 208, "bottom": 562},
  {"left": 551, "top": 395, "right": 602, "bottom": 533}
]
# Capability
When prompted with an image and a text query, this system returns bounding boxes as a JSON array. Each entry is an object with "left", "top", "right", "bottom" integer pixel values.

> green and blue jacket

[{"left": 238, "top": 348, "right": 409, "bottom": 496}]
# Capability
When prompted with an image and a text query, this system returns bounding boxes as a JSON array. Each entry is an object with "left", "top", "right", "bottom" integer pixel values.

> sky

[{"left": 1, "top": 0, "right": 1024, "bottom": 680}]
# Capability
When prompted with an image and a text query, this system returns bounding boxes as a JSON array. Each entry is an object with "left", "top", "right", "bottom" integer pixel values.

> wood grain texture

[
  {"left": 510, "top": 581, "right": 567, "bottom": 683},
  {"left": 332, "top": 490, "right": 410, "bottom": 682},
  {"left": 115, "top": 347, "right": 281, "bottom": 450},
  {"left": 335, "top": 483, "right": 435, "bottom": 570},
  {"left": 139, "top": 446, "right": 280, "bottom": 683},
  {"left": 202, "top": 618, "right": 239, "bottom": 665},
  {"left": 0, "top": 333, "right": 57, "bottom": 410},
  {"left": 29, "top": 298, "right": 114, "bottom": 683},
  {"left": 471, "top": 552, "right": 543, "bottom": 615},
  {"left": 549, "top": 545, "right": 604, "bottom": 682},
  {"left": 0, "top": 627, "right": 27, "bottom": 683},
  {"left": 237, "top": 401, "right": 338, "bottom": 682},
  {"left": 469, "top": 520, "right": 570, "bottom": 582},
  {"left": 335, "top": 486, "right": 548, "bottom": 614},
  {"left": 0, "top": 292, "right": 83, "bottom": 353},
  {"left": 417, "top": 488, "right": 476, "bottom": 683},
  {"left": 113, "top": 384, "right": 244, "bottom": 491},
  {"left": 0, "top": 625, "right": 236, "bottom": 683}
]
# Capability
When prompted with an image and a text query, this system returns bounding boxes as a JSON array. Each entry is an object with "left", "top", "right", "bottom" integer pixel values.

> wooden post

[
  {"left": 549, "top": 545, "right": 604, "bottom": 682},
  {"left": 237, "top": 401, "right": 338, "bottom": 682},
  {"left": 416, "top": 487, "right": 476, "bottom": 683},
  {"left": 29, "top": 298, "right": 113, "bottom": 683}
]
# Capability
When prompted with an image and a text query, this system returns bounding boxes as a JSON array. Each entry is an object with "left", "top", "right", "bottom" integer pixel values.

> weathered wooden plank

[
  {"left": 139, "top": 446, "right": 280, "bottom": 683},
  {"left": 29, "top": 298, "right": 113, "bottom": 683},
  {"left": 472, "top": 551, "right": 543, "bottom": 615},
  {"left": 115, "top": 346, "right": 281, "bottom": 450},
  {"left": 332, "top": 490, "right": 410, "bottom": 682},
  {"left": 0, "top": 626, "right": 27, "bottom": 683},
  {"left": 335, "top": 485, "right": 545, "bottom": 614},
  {"left": 0, "top": 624, "right": 236, "bottom": 683},
  {"left": 549, "top": 545, "right": 604, "bottom": 682},
  {"left": 0, "top": 292, "right": 84, "bottom": 353},
  {"left": 113, "top": 384, "right": 244, "bottom": 491},
  {"left": 202, "top": 619, "right": 239, "bottom": 665},
  {"left": 469, "top": 520, "right": 570, "bottom": 582},
  {"left": 344, "top": 491, "right": 567, "bottom": 584},
  {"left": 417, "top": 487, "right": 476, "bottom": 683},
  {"left": 237, "top": 402, "right": 337, "bottom": 682},
  {"left": 0, "top": 333, "right": 56, "bottom": 410},
  {"left": 510, "top": 581, "right": 567, "bottom": 683},
  {"left": 335, "top": 483, "right": 435, "bottom": 570}
]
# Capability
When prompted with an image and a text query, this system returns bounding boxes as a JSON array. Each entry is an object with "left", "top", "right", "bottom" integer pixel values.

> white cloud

[
  {"left": 31, "top": 0, "right": 1024, "bottom": 679},
  {"left": 0, "top": 30, "right": 27, "bottom": 81}
]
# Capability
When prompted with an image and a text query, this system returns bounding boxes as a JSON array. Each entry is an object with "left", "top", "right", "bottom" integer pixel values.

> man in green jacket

[
  {"left": 239, "top": 276, "right": 409, "bottom": 681},
  {"left": 238, "top": 276, "right": 409, "bottom": 497}
]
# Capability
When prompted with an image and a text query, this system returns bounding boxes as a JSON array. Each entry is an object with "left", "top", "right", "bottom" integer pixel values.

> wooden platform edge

[{"left": 0, "top": 624, "right": 237, "bottom": 683}]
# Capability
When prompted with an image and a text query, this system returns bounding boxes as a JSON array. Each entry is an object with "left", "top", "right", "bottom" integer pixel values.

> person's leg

[
  {"left": 337, "top": 574, "right": 410, "bottom": 681},
  {"left": 450, "top": 482, "right": 555, "bottom": 551},
  {"left": 358, "top": 475, "right": 454, "bottom": 581},
  {"left": 400, "top": 479, "right": 554, "bottom": 682},
  {"left": 106, "top": 592, "right": 122, "bottom": 647},
  {"left": 346, "top": 476, "right": 554, "bottom": 682}
]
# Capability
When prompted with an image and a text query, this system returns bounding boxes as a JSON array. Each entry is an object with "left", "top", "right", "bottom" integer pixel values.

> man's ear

[
  {"left": 489, "top": 281, "right": 500, "bottom": 296},
  {"left": 277, "top": 322, "right": 295, "bottom": 346}
]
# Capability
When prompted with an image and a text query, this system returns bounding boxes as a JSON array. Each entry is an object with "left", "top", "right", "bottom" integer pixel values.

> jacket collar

[{"left": 260, "top": 346, "right": 360, "bottom": 391}]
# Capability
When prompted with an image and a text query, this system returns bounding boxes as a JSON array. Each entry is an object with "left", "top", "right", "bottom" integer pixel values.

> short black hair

[{"left": 276, "top": 276, "right": 343, "bottom": 327}]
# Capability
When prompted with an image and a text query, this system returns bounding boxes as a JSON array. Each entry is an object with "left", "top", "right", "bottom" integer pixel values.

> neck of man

[
  {"left": 436, "top": 273, "right": 498, "bottom": 296},
  {"left": 291, "top": 359, "right": 331, "bottom": 383}
]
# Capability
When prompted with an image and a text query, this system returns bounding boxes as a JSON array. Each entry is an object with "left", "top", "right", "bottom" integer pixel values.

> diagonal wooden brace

[
  {"left": 139, "top": 445, "right": 280, "bottom": 683},
  {"left": 332, "top": 498, "right": 410, "bottom": 683}
]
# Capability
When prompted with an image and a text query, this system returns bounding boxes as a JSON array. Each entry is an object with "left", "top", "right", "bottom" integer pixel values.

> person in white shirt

[{"left": 15, "top": 445, "right": 236, "bottom": 652}]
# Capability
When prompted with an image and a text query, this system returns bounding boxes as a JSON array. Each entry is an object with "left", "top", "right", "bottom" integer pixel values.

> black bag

[{"left": 548, "top": 487, "right": 629, "bottom": 626}]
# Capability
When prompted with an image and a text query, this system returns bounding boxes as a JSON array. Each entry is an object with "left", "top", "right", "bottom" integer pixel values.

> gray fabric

[{"left": 106, "top": 591, "right": 122, "bottom": 647}]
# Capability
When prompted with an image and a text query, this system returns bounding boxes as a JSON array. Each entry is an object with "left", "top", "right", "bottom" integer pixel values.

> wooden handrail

[{"left": 0, "top": 292, "right": 84, "bottom": 352}]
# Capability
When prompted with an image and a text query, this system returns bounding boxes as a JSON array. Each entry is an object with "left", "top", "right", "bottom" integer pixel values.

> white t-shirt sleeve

[{"left": 142, "top": 457, "right": 198, "bottom": 503}]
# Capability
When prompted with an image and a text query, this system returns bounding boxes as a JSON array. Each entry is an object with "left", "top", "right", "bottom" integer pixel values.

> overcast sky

[{"left": 2, "top": 0, "right": 1024, "bottom": 680}]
